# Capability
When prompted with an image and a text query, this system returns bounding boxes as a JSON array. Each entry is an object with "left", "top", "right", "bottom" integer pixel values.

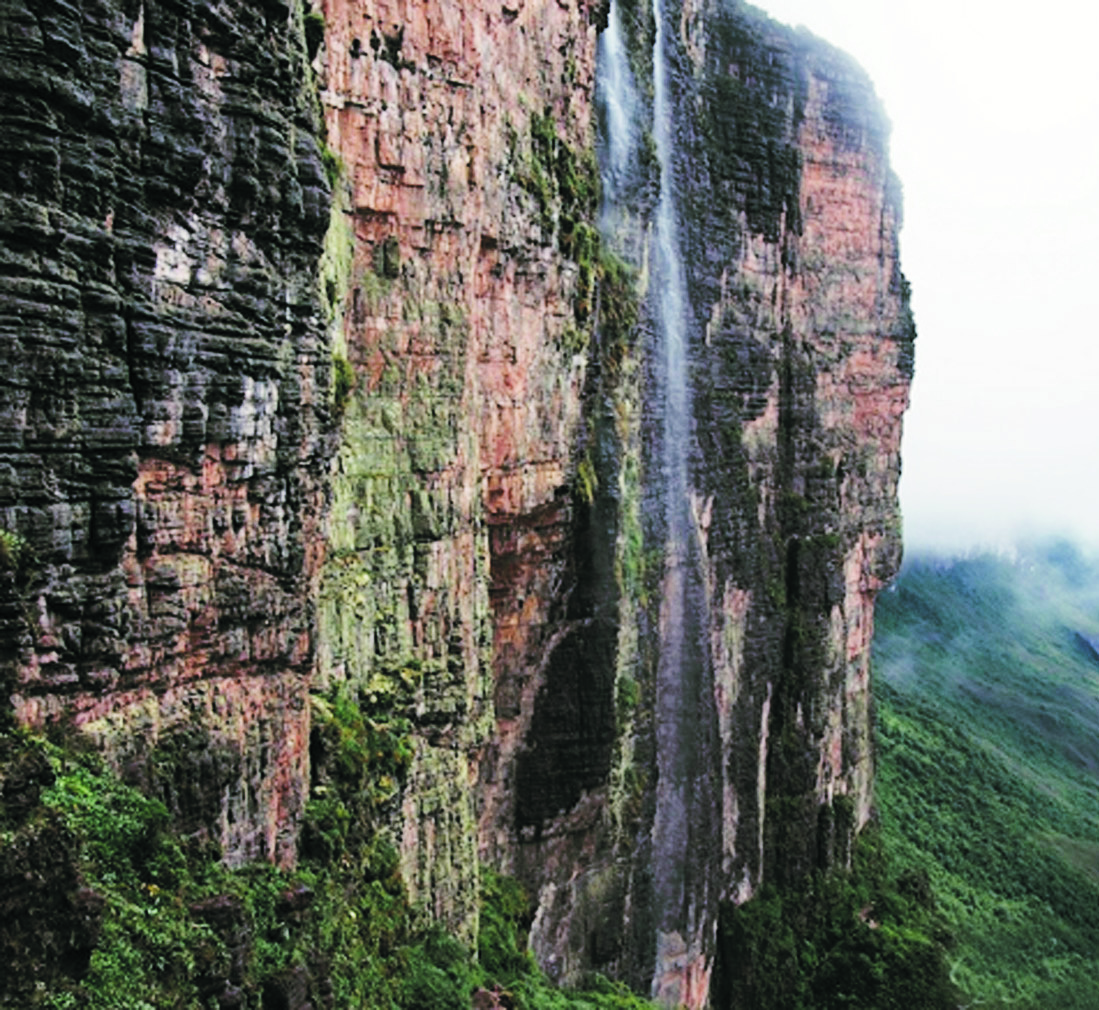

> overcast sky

[{"left": 752, "top": 0, "right": 1099, "bottom": 551}]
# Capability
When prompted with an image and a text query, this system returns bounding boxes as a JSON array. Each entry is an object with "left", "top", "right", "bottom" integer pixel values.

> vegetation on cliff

[
  {"left": 0, "top": 694, "right": 659, "bottom": 1010},
  {"left": 0, "top": 0, "right": 915, "bottom": 1004},
  {"left": 714, "top": 825, "right": 959, "bottom": 1010},
  {"left": 874, "top": 543, "right": 1099, "bottom": 1007}
]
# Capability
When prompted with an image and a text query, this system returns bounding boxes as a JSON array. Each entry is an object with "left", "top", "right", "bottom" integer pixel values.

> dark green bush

[
  {"left": 715, "top": 826, "right": 959, "bottom": 1010},
  {"left": 402, "top": 930, "right": 473, "bottom": 1010}
]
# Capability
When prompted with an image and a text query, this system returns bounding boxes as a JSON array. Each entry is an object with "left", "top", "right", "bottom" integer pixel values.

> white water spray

[
  {"left": 648, "top": 0, "right": 714, "bottom": 1002},
  {"left": 597, "top": 2, "right": 637, "bottom": 193},
  {"left": 597, "top": 0, "right": 713, "bottom": 1000}
]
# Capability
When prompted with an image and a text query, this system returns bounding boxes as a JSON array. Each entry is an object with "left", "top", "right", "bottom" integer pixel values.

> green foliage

[
  {"left": 522, "top": 111, "right": 565, "bottom": 232},
  {"left": 570, "top": 221, "right": 599, "bottom": 322},
  {"left": 478, "top": 867, "right": 537, "bottom": 984},
  {"left": 320, "top": 143, "right": 343, "bottom": 189},
  {"left": 35, "top": 747, "right": 218, "bottom": 1009},
  {"left": 7, "top": 691, "right": 657, "bottom": 1010},
  {"left": 517, "top": 111, "right": 603, "bottom": 328},
  {"left": 44, "top": 757, "right": 172, "bottom": 885},
  {"left": 304, "top": 690, "right": 413, "bottom": 859},
  {"left": 0, "top": 528, "right": 28, "bottom": 571},
  {"left": 595, "top": 249, "right": 638, "bottom": 373},
  {"left": 614, "top": 452, "right": 647, "bottom": 606},
  {"left": 874, "top": 543, "right": 1099, "bottom": 1007},
  {"left": 615, "top": 675, "right": 640, "bottom": 727},
  {"left": 716, "top": 826, "right": 959, "bottom": 1010},
  {"left": 576, "top": 453, "right": 599, "bottom": 505},
  {"left": 512, "top": 111, "right": 640, "bottom": 371},
  {"left": 560, "top": 325, "right": 589, "bottom": 357},
  {"left": 331, "top": 352, "right": 354, "bottom": 414},
  {"left": 319, "top": 176, "right": 353, "bottom": 326},
  {"left": 401, "top": 930, "right": 473, "bottom": 1010},
  {"left": 477, "top": 868, "right": 659, "bottom": 1010},
  {"left": 9, "top": 699, "right": 418, "bottom": 1009}
]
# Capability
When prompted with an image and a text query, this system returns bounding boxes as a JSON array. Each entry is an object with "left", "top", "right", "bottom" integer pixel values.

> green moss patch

[{"left": 0, "top": 702, "right": 663, "bottom": 1010}]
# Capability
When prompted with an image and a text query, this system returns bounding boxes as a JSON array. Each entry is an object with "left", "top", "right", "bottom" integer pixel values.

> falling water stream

[
  {"left": 596, "top": 2, "right": 635, "bottom": 199},
  {"left": 599, "top": 0, "right": 715, "bottom": 1001},
  {"left": 649, "top": 0, "right": 711, "bottom": 996}
]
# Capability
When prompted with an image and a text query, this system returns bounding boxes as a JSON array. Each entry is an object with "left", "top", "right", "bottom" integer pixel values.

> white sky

[{"left": 751, "top": 0, "right": 1099, "bottom": 551}]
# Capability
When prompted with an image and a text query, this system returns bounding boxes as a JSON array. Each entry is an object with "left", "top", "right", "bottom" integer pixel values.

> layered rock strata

[
  {"left": 514, "top": 1, "right": 914, "bottom": 1003},
  {"left": 311, "top": 0, "right": 604, "bottom": 936},
  {"left": 0, "top": 0, "right": 331, "bottom": 867},
  {"left": 0, "top": 0, "right": 912, "bottom": 1005}
]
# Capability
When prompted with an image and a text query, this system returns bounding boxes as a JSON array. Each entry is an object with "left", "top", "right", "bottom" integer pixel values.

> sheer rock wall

[
  {"left": 0, "top": 0, "right": 911, "bottom": 1003},
  {"left": 0, "top": 0, "right": 332, "bottom": 868},
  {"left": 516, "top": 2, "right": 914, "bottom": 1001},
  {"left": 311, "top": 0, "right": 604, "bottom": 938}
]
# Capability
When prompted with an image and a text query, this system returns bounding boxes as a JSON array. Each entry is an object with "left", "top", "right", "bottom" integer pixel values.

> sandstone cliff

[
  {"left": 549, "top": 2, "right": 915, "bottom": 1001},
  {"left": 1, "top": 0, "right": 332, "bottom": 868},
  {"left": 0, "top": 0, "right": 912, "bottom": 1006},
  {"left": 311, "top": 0, "right": 604, "bottom": 941}
]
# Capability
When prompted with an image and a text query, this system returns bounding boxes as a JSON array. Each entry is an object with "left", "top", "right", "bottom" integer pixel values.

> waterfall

[
  {"left": 649, "top": 0, "right": 710, "bottom": 997},
  {"left": 651, "top": 0, "right": 690, "bottom": 566},
  {"left": 597, "top": 0, "right": 716, "bottom": 1001},
  {"left": 596, "top": 1, "right": 636, "bottom": 200}
]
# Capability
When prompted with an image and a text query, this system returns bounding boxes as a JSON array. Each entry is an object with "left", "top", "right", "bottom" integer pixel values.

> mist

[{"left": 753, "top": 0, "right": 1099, "bottom": 552}]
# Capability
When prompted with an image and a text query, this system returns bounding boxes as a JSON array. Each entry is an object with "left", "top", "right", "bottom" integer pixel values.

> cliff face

[
  {"left": 0, "top": 0, "right": 331, "bottom": 867},
  {"left": 311, "top": 0, "right": 604, "bottom": 938},
  {"left": 0, "top": 0, "right": 912, "bottom": 1005},
  {"left": 510, "top": 2, "right": 913, "bottom": 1001}
]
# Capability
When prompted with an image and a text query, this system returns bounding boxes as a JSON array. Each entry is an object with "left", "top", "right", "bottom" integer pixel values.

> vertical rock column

[{"left": 0, "top": 0, "right": 333, "bottom": 866}]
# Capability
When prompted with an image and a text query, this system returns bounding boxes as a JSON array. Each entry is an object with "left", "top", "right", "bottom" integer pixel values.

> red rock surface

[
  {"left": 511, "top": 6, "right": 915, "bottom": 1002},
  {"left": 314, "top": 0, "right": 602, "bottom": 932},
  {"left": 0, "top": 0, "right": 912, "bottom": 1002}
]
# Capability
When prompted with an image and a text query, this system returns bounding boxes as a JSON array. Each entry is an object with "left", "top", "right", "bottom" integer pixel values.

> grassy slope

[{"left": 873, "top": 541, "right": 1099, "bottom": 1007}]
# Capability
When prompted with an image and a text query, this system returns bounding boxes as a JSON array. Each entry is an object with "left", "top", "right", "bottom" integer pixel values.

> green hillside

[{"left": 873, "top": 541, "right": 1099, "bottom": 1007}]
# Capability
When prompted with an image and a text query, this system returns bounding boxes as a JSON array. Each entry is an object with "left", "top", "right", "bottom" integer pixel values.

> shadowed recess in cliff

[
  {"left": 512, "top": 494, "right": 620, "bottom": 832},
  {"left": 510, "top": 92, "right": 642, "bottom": 836}
]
